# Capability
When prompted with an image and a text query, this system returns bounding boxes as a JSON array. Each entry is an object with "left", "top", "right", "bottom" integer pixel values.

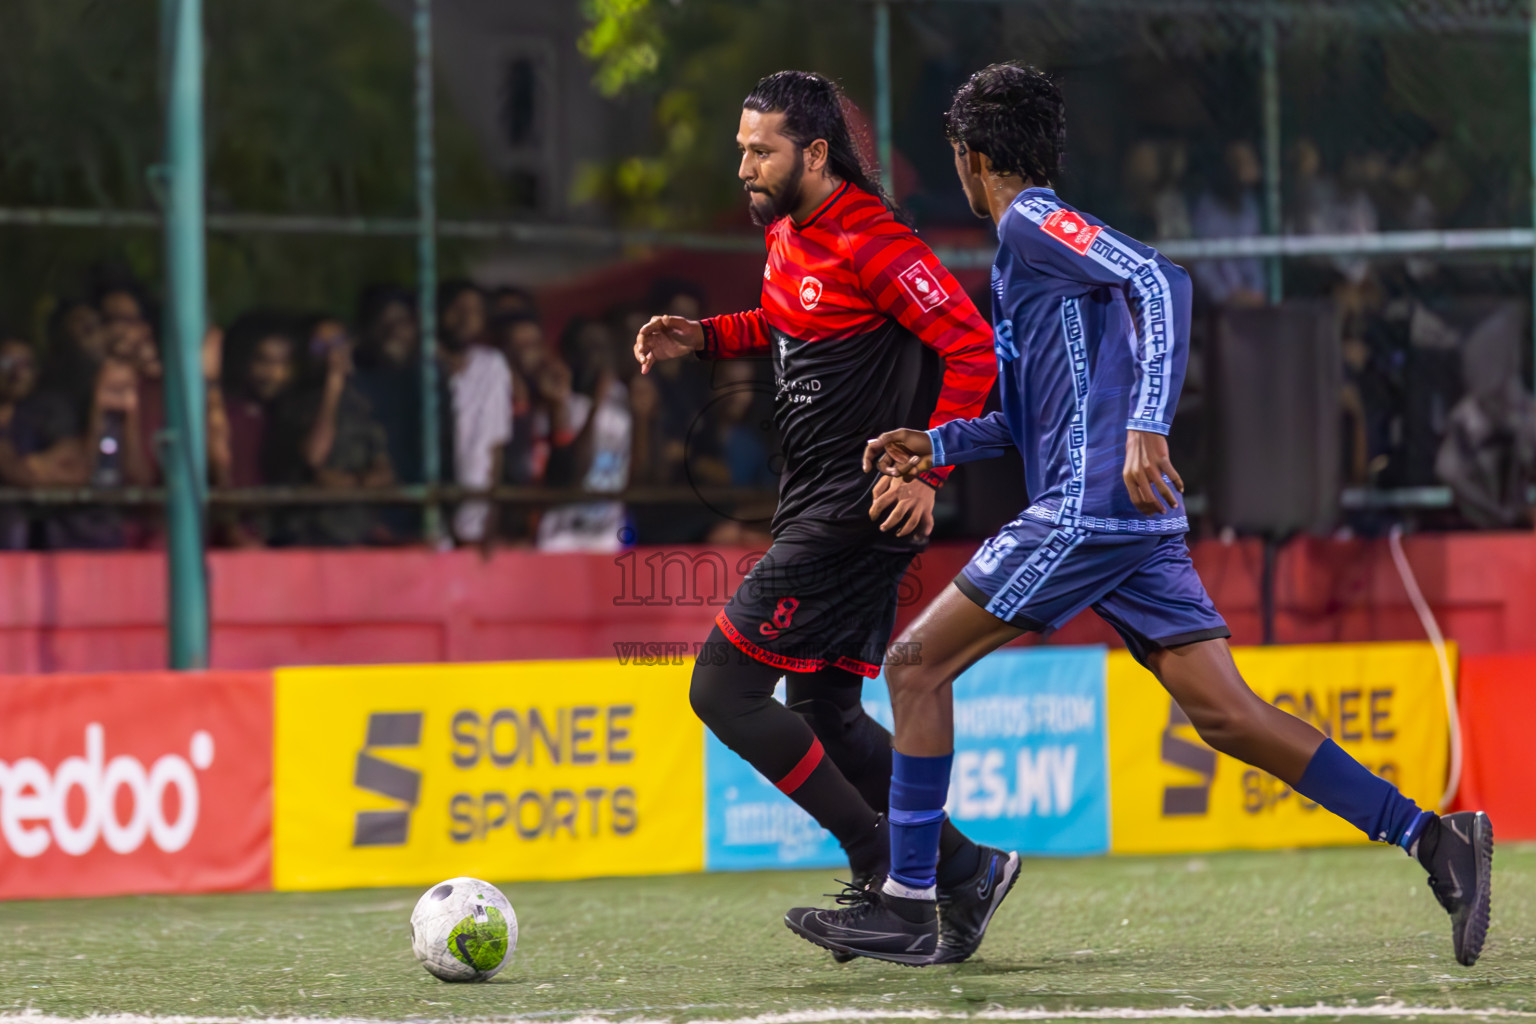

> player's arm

[
  {"left": 633, "top": 309, "right": 773, "bottom": 374},
  {"left": 862, "top": 413, "right": 1013, "bottom": 481},
  {"left": 1017, "top": 211, "right": 1193, "bottom": 513},
  {"left": 700, "top": 308, "right": 772, "bottom": 359},
  {"left": 849, "top": 223, "right": 997, "bottom": 490}
]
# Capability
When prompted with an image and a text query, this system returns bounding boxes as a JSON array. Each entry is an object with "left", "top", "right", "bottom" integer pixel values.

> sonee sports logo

[
  {"left": 798, "top": 276, "right": 823, "bottom": 310},
  {"left": 1159, "top": 700, "right": 1215, "bottom": 816},
  {"left": 1041, "top": 209, "right": 1102, "bottom": 256},
  {"left": 897, "top": 261, "right": 949, "bottom": 312},
  {"left": 353, "top": 712, "right": 423, "bottom": 847}
]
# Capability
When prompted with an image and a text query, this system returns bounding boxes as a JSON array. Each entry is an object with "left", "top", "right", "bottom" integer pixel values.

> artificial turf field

[{"left": 1, "top": 846, "right": 1532, "bottom": 1024}]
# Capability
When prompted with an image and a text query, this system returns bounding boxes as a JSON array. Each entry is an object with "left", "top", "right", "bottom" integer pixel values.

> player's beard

[{"left": 746, "top": 148, "right": 805, "bottom": 227}]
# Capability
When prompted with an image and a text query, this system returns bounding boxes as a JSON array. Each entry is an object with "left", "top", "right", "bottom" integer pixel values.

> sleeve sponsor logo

[
  {"left": 897, "top": 261, "right": 950, "bottom": 311},
  {"left": 798, "top": 276, "right": 823, "bottom": 310},
  {"left": 1041, "top": 209, "right": 1102, "bottom": 255}
]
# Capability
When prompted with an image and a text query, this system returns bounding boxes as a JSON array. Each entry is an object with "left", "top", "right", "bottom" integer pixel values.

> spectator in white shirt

[{"left": 438, "top": 280, "right": 512, "bottom": 546}]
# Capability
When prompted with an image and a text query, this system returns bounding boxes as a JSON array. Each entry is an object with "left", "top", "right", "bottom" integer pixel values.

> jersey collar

[
  {"left": 1000, "top": 186, "right": 1057, "bottom": 230},
  {"left": 791, "top": 181, "right": 850, "bottom": 231}
]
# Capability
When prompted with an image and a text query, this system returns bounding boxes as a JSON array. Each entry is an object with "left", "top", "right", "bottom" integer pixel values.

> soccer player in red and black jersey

[{"left": 634, "top": 71, "right": 1018, "bottom": 962}]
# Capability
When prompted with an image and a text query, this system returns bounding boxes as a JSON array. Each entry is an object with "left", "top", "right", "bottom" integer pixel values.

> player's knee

[
  {"left": 789, "top": 696, "right": 890, "bottom": 765},
  {"left": 1186, "top": 695, "right": 1267, "bottom": 757},
  {"left": 788, "top": 696, "right": 847, "bottom": 743},
  {"left": 688, "top": 663, "right": 733, "bottom": 731},
  {"left": 885, "top": 659, "right": 944, "bottom": 702}
]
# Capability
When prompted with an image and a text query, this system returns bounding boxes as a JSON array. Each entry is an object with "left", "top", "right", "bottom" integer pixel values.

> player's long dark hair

[
  {"left": 944, "top": 62, "right": 1065, "bottom": 186},
  {"left": 742, "top": 70, "right": 900, "bottom": 216}
]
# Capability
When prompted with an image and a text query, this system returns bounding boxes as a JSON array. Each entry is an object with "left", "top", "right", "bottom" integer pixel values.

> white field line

[{"left": 3, "top": 1005, "right": 1535, "bottom": 1024}]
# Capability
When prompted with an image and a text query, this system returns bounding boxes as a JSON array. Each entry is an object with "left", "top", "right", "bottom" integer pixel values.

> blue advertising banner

[
  {"left": 704, "top": 646, "right": 1109, "bottom": 871},
  {"left": 703, "top": 678, "right": 850, "bottom": 871}
]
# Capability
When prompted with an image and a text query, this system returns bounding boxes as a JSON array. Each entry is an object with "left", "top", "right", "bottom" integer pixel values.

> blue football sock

[
  {"left": 887, "top": 751, "right": 951, "bottom": 892},
  {"left": 1294, "top": 738, "right": 1432, "bottom": 849}
]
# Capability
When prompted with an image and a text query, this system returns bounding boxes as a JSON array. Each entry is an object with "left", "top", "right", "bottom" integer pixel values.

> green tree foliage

[
  {"left": 0, "top": 0, "right": 504, "bottom": 335},
  {"left": 577, "top": 0, "right": 663, "bottom": 99},
  {"left": 574, "top": 0, "right": 879, "bottom": 229}
]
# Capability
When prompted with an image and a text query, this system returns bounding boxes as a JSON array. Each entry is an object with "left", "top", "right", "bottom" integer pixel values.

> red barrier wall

[
  {"left": 0, "top": 530, "right": 1534, "bottom": 672},
  {"left": 1449, "top": 654, "right": 1536, "bottom": 835},
  {"left": 0, "top": 671, "right": 272, "bottom": 898}
]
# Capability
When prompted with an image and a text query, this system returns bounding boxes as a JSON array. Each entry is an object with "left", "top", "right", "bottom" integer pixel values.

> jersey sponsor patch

[
  {"left": 798, "top": 276, "right": 823, "bottom": 310},
  {"left": 897, "top": 261, "right": 949, "bottom": 311},
  {"left": 1041, "top": 209, "right": 1102, "bottom": 255}
]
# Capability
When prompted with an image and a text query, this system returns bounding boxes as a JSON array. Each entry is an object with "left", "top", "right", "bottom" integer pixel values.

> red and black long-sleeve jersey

[{"left": 701, "top": 182, "right": 996, "bottom": 549}]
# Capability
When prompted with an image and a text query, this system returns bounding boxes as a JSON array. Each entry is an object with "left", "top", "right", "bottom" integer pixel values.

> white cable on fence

[{"left": 1387, "top": 525, "right": 1461, "bottom": 809}]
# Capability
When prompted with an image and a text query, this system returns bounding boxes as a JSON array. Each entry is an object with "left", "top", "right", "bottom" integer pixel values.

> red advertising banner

[
  {"left": 0, "top": 672, "right": 272, "bottom": 899},
  {"left": 1452, "top": 654, "right": 1536, "bottom": 840}
]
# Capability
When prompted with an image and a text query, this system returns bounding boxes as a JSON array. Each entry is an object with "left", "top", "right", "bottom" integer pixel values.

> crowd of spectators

[
  {"left": 0, "top": 269, "right": 780, "bottom": 552},
  {"left": 9, "top": 131, "right": 1532, "bottom": 549},
  {"left": 1115, "top": 135, "right": 1536, "bottom": 524}
]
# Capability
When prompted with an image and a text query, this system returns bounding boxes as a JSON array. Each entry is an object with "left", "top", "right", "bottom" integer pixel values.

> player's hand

[
  {"left": 633, "top": 315, "right": 703, "bottom": 375},
  {"left": 869, "top": 474, "right": 935, "bottom": 539},
  {"left": 862, "top": 428, "right": 933, "bottom": 478},
  {"left": 1123, "top": 429, "right": 1183, "bottom": 514}
]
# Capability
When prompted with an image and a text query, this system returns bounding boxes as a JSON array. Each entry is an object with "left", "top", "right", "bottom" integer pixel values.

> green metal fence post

[
  {"left": 1261, "top": 10, "right": 1283, "bottom": 305},
  {"left": 161, "top": 0, "right": 209, "bottom": 669},
  {"left": 873, "top": 1, "right": 894, "bottom": 197},
  {"left": 416, "top": 0, "right": 442, "bottom": 543}
]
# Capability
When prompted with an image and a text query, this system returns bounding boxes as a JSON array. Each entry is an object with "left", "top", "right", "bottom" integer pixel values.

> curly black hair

[{"left": 943, "top": 63, "right": 1065, "bottom": 186}]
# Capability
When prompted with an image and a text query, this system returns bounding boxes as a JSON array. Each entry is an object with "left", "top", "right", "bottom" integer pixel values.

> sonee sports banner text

[
  {"left": 272, "top": 660, "right": 703, "bottom": 891},
  {"left": 1106, "top": 643, "right": 1451, "bottom": 854}
]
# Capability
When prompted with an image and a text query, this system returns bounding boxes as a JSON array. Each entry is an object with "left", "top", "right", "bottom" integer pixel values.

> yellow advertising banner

[
  {"left": 1107, "top": 642, "right": 1451, "bottom": 854},
  {"left": 273, "top": 660, "right": 703, "bottom": 891}
]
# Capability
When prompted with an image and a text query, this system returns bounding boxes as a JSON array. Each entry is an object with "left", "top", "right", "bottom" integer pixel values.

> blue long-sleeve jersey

[{"left": 928, "top": 188, "right": 1193, "bottom": 534}]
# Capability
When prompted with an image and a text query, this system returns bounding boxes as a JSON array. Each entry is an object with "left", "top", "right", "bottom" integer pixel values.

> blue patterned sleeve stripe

[
  {"left": 1011, "top": 193, "right": 1185, "bottom": 435},
  {"left": 1126, "top": 418, "right": 1171, "bottom": 436},
  {"left": 927, "top": 427, "right": 947, "bottom": 468},
  {"left": 928, "top": 412, "right": 1013, "bottom": 466},
  {"left": 1085, "top": 233, "right": 1179, "bottom": 430}
]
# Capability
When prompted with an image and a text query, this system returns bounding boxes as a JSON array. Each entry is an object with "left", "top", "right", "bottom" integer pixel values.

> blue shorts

[{"left": 955, "top": 517, "right": 1229, "bottom": 666}]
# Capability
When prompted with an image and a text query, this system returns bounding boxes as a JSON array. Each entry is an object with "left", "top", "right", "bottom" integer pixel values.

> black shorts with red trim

[{"left": 715, "top": 529, "right": 916, "bottom": 679}]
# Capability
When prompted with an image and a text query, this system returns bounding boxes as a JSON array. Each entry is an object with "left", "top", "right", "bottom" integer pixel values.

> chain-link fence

[{"left": 1, "top": 0, "right": 1533, "bottom": 560}]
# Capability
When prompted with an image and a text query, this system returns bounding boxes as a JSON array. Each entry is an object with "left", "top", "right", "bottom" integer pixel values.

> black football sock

[
  {"left": 842, "top": 811, "right": 888, "bottom": 880},
  {"left": 1413, "top": 813, "right": 1442, "bottom": 868},
  {"left": 691, "top": 627, "right": 880, "bottom": 852},
  {"left": 936, "top": 822, "right": 982, "bottom": 889}
]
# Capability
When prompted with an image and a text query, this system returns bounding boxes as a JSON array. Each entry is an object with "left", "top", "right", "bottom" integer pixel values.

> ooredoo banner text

[{"left": 0, "top": 671, "right": 273, "bottom": 899}]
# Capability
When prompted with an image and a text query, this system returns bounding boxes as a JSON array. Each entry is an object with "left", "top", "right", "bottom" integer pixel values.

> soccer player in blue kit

[{"left": 786, "top": 62, "right": 1494, "bottom": 968}]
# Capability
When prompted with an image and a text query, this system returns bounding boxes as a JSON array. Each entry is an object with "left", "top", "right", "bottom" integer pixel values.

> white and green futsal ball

[{"left": 410, "top": 877, "right": 517, "bottom": 982}]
